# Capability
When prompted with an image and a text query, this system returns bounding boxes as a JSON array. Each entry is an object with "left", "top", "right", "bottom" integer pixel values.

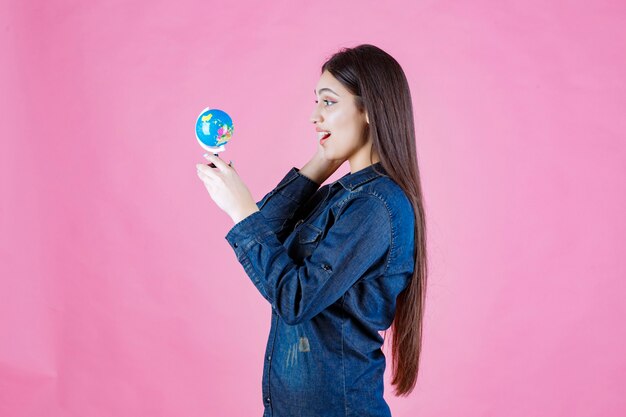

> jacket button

[
  {"left": 266, "top": 397, "right": 271, "bottom": 403},
  {"left": 267, "top": 355, "right": 271, "bottom": 361},
  {"left": 322, "top": 264, "right": 331, "bottom": 271},
  {"left": 233, "top": 242, "right": 238, "bottom": 248}
]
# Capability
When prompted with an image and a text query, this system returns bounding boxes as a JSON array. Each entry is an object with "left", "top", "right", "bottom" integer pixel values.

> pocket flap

[{"left": 297, "top": 223, "right": 323, "bottom": 244}]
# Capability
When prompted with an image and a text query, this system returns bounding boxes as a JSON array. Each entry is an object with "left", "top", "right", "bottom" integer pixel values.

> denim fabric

[{"left": 225, "top": 162, "right": 415, "bottom": 417}]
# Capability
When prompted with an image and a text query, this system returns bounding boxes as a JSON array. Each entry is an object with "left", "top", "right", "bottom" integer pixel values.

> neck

[{"left": 348, "top": 147, "right": 380, "bottom": 174}]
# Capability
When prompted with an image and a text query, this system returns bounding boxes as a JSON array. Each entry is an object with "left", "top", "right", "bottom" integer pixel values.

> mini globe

[{"left": 195, "top": 108, "right": 234, "bottom": 153}]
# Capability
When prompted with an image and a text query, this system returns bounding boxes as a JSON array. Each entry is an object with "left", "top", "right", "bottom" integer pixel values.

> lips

[{"left": 317, "top": 131, "right": 331, "bottom": 140}]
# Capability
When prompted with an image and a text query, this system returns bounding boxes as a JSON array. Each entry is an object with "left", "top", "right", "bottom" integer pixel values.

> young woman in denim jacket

[{"left": 196, "top": 44, "right": 428, "bottom": 417}]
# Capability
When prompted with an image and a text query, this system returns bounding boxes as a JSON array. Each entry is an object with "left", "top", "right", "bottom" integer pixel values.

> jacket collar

[{"left": 336, "top": 162, "right": 388, "bottom": 190}]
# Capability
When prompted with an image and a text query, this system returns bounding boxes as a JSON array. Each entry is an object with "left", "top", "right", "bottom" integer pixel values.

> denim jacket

[{"left": 225, "top": 162, "right": 415, "bottom": 417}]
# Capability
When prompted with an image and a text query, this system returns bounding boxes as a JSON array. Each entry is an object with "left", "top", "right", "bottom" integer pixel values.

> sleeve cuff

[{"left": 224, "top": 210, "right": 274, "bottom": 254}]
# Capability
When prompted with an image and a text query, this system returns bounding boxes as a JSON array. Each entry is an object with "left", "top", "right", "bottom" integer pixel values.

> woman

[{"left": 196, "top": 44, "right": 428, "bottom": 417}]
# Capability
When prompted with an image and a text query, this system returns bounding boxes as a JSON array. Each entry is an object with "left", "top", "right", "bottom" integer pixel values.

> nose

[{"left": 310, "top": 103, "right": 322, "bottom": 124}]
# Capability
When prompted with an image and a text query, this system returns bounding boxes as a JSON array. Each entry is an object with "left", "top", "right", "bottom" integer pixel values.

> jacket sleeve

[
  {"left": 255, "top": 167, "right": 320, "bottom": 243},
  {"left": 224, "top": 195, "right": 391, "bottom": 325}
]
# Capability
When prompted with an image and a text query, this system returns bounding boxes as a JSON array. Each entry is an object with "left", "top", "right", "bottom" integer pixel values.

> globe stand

[{"left": 199, "top": 144, "right": 225, "bottom": 168}]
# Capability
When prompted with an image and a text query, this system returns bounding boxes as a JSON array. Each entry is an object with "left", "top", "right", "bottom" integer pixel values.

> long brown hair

[{"left": 321, "top": 44, "right": 428, "bottom": 396}]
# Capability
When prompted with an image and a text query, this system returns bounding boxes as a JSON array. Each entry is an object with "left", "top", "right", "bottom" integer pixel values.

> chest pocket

[
  {"left": 297, "top": 223, "right": 323, "bottom": 245},
  {"left": 296, "top": 223, "right": 323, "bottom": 260},
  {"left": 285, "top": 222, "right": 323, "bottom": 262},
  {"left": 292, "top": 223, "right": 323, "bottom": 261}
]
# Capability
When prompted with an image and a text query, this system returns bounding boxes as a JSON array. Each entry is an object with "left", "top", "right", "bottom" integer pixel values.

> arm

[
  {"left": 225, "top": 195, "right": 391, "bottom": 324},
  {"left": 254, "top": 156, "right": 344, "bottom": 242},
  {"left": 254, "top": 167, "right": 320, "bottom": 242}
]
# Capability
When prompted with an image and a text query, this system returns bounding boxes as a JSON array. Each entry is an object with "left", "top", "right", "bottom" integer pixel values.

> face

[{"left": 310, "top": 70, "right": 371, "bottom": 163}]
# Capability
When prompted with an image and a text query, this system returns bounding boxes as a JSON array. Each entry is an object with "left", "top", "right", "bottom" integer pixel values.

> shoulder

[
  {"left": 346, "top": 177, "right": 415, "bottom": 275},
  {"left": 351, "top": 177, "right": 415, "bottom": 227}
]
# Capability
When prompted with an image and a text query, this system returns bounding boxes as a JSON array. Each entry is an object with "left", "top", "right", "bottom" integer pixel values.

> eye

[{"left": 314, "top": 99, "right": 336, "bottom": 107}]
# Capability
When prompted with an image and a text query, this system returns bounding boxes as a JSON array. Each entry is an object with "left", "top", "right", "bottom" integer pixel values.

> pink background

[{"left": 1, "top": 1, "right": 625, "bottom": 416}]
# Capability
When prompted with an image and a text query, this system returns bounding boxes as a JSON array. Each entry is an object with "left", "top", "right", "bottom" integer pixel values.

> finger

[
  {"left": 197, "top": 171, "right": 215, "bottom": 195},
  {"left": 203, "top": 153, "right": 230, "bottom": 172},
  {"left": 202, "top": 153, "right": 214, "bottom": 166},
  {"left": 197, "top": 169, "right": 218, "bottom": 190},
  {"left": 196, "top": 168, "right": 209, "bottom": 181},
  {"left": 196, "top": 164, "right": 218, "bottom": 180}
]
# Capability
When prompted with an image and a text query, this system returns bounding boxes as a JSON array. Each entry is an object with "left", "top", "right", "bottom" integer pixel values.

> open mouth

[{"left": 318, "top": 131, "right": 331, "bottom": 142}]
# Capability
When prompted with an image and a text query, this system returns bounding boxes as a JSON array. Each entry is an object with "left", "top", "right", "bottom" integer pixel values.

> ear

[{"left": 365, "top": 112, "right": 369, "bottom": 124}]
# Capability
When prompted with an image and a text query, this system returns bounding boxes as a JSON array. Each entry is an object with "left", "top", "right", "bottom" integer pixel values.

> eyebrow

[{"left": 314, "top": 87, "right": 340, "bottom": 96}]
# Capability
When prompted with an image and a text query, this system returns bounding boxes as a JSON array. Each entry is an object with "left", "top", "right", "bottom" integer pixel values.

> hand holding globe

[{"left": 195, "top": 107, "right": 260, "bottom": 224}]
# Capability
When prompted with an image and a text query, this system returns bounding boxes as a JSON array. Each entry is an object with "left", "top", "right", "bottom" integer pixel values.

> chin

[{"left": 322, "top": 149, "right": 338, "bottom": 160}]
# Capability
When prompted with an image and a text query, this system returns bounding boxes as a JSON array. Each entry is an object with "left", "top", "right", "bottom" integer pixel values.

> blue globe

[{"left": 195, "top": 108, "right": 234, "bottom": 152}]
